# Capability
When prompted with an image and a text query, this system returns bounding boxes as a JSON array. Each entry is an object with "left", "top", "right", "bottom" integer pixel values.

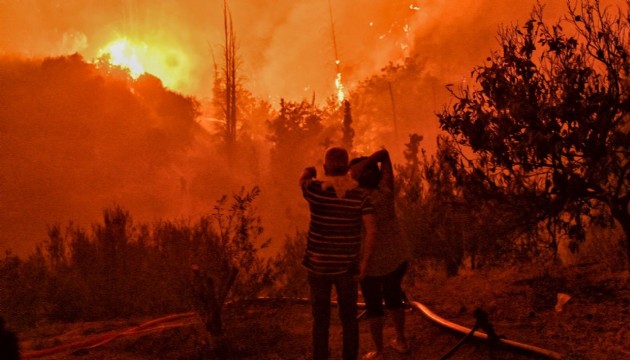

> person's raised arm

[
  {"left": 350, "top": 149, "right": 386, "bottom": 178},
  {"left": 352, "top": 149, "right": 394, "bottom": 191},
  {"left": 299, "top": 166, "right": 317, "bottom": 187},
  {"left": 359, "top": 213, "right": 376, "bottom": 280}
]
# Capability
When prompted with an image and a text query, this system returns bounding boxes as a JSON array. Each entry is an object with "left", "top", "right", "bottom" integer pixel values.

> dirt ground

[{"left": 17, "top": 263, "right": 630, "bottom": 360}]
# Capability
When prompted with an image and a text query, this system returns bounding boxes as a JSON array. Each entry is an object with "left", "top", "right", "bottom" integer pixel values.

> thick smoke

[
  {"left": 0, "top": 0, "right": 577, "bottom": 154},
  {"left": 0, "top": 0, "right": 565, "bottom": 102},
  {"left": 1, "top": 0, "right": 623, "bottom": 255},
  {"left": 0, "top": 54, "right": 244, "bottom": 255}
]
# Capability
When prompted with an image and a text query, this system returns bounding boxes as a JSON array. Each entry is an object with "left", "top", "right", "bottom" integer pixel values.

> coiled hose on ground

[
  {"left": 408, "top": 300, "right": 563, "bottom": 359},
  {"left": 22, "top": 297, "right": 563, "bottom": 359}
]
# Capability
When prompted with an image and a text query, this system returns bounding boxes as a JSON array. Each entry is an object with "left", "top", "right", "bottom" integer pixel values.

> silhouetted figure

[
  {"left": 350, "top": 149, "right": 412, "bottom": 359},
  {"left": 0, "top": 317, "right": 20, "bottom": 360},
  {"left": 300, "top": 147, "right": 376, "bottom": 360}
]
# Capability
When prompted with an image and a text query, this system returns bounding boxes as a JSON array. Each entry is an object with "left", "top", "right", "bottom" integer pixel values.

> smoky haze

[
  {"left": 0, "top": 0, "right": 615, "bottom": 255},
  {"left": 0, "top": 0, "right": 571, "bottom": 102},
  {"left": 0, "top": 57, "right": 172, "bottom": 253}
]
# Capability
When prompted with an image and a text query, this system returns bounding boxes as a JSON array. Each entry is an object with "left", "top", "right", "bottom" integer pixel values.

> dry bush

[
  {"left": 268, "top": 231, "right": 308, "bottom": 299},
  {"left": 0, "top": 189, "right": 273, "bottom": 332}
]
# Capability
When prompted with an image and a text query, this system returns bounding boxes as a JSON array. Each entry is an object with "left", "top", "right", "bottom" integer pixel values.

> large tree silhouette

[
  {"left": 439, "top": 0, "right": 629, "bottom": 265},
  {"left": 211, "top": 0, "right": 239, "bottom": 149}
]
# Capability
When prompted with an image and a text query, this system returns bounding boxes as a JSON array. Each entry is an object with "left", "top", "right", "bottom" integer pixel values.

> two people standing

[{"left": 300, "top": 147, "right": 410, "bottom": 360}]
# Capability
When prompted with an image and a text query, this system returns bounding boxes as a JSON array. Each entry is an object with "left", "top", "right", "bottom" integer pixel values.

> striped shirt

[{"left": 301, "top": 179, "right": 374, "bottom": 275}]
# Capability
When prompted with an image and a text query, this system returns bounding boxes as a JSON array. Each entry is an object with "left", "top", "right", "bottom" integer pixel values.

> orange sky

[
  {"left": 0, "top": 0, "right": 575, "bottom": 103},
  {"left": 1, "top": 0, "right": 625, "bottom": 256}
]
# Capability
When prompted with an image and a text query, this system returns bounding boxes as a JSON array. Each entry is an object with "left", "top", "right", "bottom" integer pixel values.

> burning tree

[
  {"left": 438, "top": 0, "right": 630, "bottom": 266},
  {"left": 342, "top": 100, "right": 355, "bottom": 152},
  {"left": 267, "top": 99, "right": 326, "bottom": 173},
  {"left": 348, "top": 54, "right": 432, "bottom": 152},
  {"left": 212, "top": 0, "right": 239, "bottom": 149}
]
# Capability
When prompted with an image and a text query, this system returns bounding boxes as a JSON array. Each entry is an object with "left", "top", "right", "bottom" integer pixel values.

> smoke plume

[{"left": 1, "top": 0, "right": 622, "bottom": 254}]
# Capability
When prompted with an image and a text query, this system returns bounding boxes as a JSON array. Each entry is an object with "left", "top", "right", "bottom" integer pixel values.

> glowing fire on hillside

[
  {"left": 98, "top": 38, "right": 146, "bottom": 78},
  {"left": 1, "top": 0, "right": 582, "bottom": 258},
  {"left": 96, "top": 38, "right": 191, "bottom": 89}
]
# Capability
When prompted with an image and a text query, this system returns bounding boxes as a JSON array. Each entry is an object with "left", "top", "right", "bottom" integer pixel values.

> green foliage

[{"left": 438, "top": 0, "right": 630, "bottom": 264}]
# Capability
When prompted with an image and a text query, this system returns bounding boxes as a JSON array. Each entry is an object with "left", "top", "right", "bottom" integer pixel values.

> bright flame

[
  {"left": 335, "top": 72, "right": 345, "bottom": 103},
  {"left": 97, "top": 37, "right": 191, "bottom": 91},
  {"left": 99, "top": 38, "right": 146, "bottom": 78}
]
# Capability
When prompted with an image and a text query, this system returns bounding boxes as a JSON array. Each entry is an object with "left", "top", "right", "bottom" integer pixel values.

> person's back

[
  {"left": 350, "top": 149, "right": 411, "bottom": 359},
  {"left": 302, "top": 179, "right": 371, "bottom": 275},
  {"left": 364, "top": 184, "right": 410, "bottom": 277},
  {"left": 300, "top": 146, "right": 376, "bottom": 360},
  {"left": 350, "top": 151, "right": 410, "bottom": 277}
]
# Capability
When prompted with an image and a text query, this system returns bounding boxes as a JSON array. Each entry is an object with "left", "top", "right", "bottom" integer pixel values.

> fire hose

[
  {"left": 436, "top": 308, "right": 502, "bottom": 359},
  {"left": 409, "top": 300, "right": 563, "bottom": 359},
  {"left": 21, "top": 312, "right": 197, "bottom": 359},
  {"left": 21, "top": 298, "right": 562, "bottom": 359}
]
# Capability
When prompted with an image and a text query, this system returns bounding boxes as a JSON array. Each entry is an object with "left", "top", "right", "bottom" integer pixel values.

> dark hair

[
  {"left": 324, "top": 147, "right": 349, "bottom": 176},
  {"left": 350, "top": 157, "right": 381, "bottom": 189}
]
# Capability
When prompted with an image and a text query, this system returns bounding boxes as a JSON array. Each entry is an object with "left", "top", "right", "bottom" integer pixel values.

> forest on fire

[{"left": 0, "top": 0, "right": 628, "bottom": 358}]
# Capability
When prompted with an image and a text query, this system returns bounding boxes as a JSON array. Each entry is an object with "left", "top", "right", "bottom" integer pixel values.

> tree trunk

[
  {"left": 223, "top": 0, "right": 237, "bottom": 148},
  {"left": 205, "top": 266, "right": 238, "bottom": 337},
  {"left": 192, "top": 266, "right": 238, "bottom": 358},
  {"left": 619, "top": 213, "right": 630, "bottom": 269},
  {"left": 342, "top": 100, "right": 354, "bottom": 152},
  {"left": 611, "top": 198, "right": 630, "bottom": 269}
]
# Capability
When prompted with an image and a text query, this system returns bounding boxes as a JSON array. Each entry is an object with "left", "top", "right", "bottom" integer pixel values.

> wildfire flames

[
  {"left": 335, "top": 72, "right": 346, "bottom": 104},
  {"left": 98, "top": 38, "right": 146, "bottom": 78},
  {"left": 97, "top": 37, "right": 191, "bottom": 89},
  {"left": 0, "top": 0, "right": 586, "bottom": 256}
]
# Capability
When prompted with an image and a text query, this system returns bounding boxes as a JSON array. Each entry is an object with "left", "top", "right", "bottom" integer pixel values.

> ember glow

[
  {"left": 99, "top": 38, "right": 146, "bottom": 77},
  {"left": 0, "top": 0, "right": 611, "bottom": 255},
  {"left": 0, "top": 0, "right": 611, "bottom": 103},
  {"left": 335, "top": 72, "right": 346, "bottom": 104},
  {"left": 97, "top": 37, "right": 191, "bottom": 89}
]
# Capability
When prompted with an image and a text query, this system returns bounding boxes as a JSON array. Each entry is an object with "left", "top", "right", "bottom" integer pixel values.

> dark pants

[
  {"left": 360, "top": 261, "right": 408, "bottom": 318},
  {"left": 308, "top": 272, "right": 359, "bottom": 360}
]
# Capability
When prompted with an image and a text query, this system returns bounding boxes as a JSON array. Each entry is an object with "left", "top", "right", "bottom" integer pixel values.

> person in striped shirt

[{"left": 300, "top": 146, "right": 377, "bottom": 360}]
